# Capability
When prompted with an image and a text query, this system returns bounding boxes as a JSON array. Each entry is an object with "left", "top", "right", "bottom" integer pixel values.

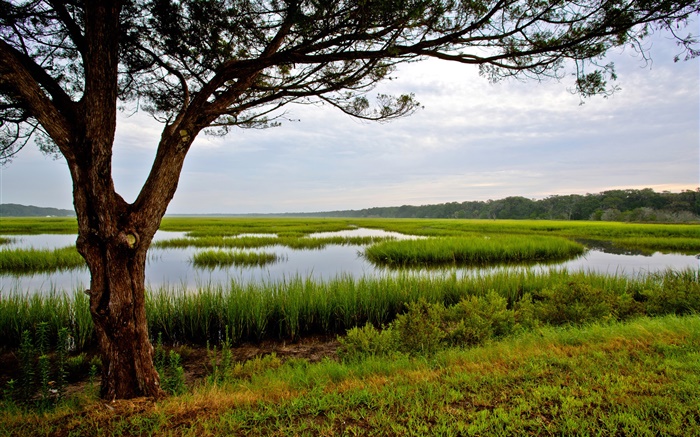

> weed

[{"left": 18, "top": 330, "right": 34, "bottom": 402}]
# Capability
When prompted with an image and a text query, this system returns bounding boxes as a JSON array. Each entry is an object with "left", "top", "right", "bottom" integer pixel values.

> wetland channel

[{"left": 1, "top": 228, "right": 698, "bottom": 293}]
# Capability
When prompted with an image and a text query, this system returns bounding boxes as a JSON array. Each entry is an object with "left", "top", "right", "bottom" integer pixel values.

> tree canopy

[{"left": 3, "top": 0, "right": 698, "bottom": 163}]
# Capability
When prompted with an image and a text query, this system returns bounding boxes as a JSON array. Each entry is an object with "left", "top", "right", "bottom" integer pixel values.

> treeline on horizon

[
  {"left": 294, "top": 188, "right": 700, "bottom": 222},
  {"left": 0, "top": 203, "right": 75, "bottom": 217}
]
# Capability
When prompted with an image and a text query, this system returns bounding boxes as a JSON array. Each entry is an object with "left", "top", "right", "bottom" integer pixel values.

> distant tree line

[
  {"left": 300, "top": 189, "right": 700, "bottom": 222},
  {"left": 0, "top": 203, "right": 75, "bottom": 217}
]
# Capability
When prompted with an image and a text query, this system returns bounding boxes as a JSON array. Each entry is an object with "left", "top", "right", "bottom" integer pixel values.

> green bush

[
  {"left": 514, "top": 293, "right": 539, "bottom": 330},
  {"left": 532, "top": 282, "right": 617, "bottom": 325},
  {"left": 337, "top": 323, "right": 396, "bottom": 361},
  {"left": 391, "top": 299, "right": 446, "bottom": 355},
  {"left": 444, "top": 290, "right": 515, "bottom": 346},
  {"left": 641, "top": 270, "right": 700, "bottom": 316}
]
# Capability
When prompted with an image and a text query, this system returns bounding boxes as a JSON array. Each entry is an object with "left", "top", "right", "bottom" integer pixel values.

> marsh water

[{"left": 1, "top": 228, "right": 698, "bottom": 293}]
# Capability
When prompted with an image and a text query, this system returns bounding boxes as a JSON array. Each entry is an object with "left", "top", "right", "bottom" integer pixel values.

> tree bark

[
  {"left": 71, "top": 166, "right": 165, "bottom": 399},
  {"left": 78, "top": 232, "right": 164, "bottom": 399}
]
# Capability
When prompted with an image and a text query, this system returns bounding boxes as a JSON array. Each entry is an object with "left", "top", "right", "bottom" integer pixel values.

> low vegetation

[
  {"left": 0, "top": 313, "right": 698, "bottom": 435},
  {"left": 364, "top": 235, "right": 584, "bottom": 266},
  {"left": 0, "top": 246, "right": 85, "bottom": 274},
  {"left": 1, "top": 267, "right": 697, "bottom": 350},
  {"left": 191, "top": 250, "right": 282, "bottom": 268},
  {"left": 154, "top": 234, "right": 391, "bottom": 250}
]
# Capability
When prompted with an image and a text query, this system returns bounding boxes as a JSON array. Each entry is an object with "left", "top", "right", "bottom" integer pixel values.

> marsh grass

[
  {"left": 191, "top": 250, "right": 282, "bottom": 268},
  {"left": 154, "top": 234, "right": 391, "bottom": 250},
  {"left": 612, "top": 236, "right": 700, "bottom": 253},
  {"left": 0, "top": 289, "right": 93, "bottom": 350},
  {"left": 0, "top": 218, "right": 77, "bottom": 234},
  {"left": 364, "top": 235, "right": 585, "bottom": 266},
  {"left": 0, "top": 246, "right": 85, "bottom": 273},
  {"left": 3, "top": 267, "right": 696, "bottom": 350}
]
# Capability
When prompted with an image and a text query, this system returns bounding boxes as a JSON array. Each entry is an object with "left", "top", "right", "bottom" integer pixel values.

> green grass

[
  {"left": 0, "top": 217, "right": 78, "bottom": 234},
  {"left": 155, "top": 218, "right": 700, "bottom": 255},
  {"left": 2, "top": 267, "right": 698, "bottom": 350},
  {"left": 364, "top": 235, "right": 585, "bottom": 266},
  {"left": 192, "top": 250, "right": 282, "bottom": 268},
  {"left": 1, "top": 314, "right": 698, "bottom": 436},
  {"left": 0, "top": 246, "right": 85, "bottom": 273},
  {"left": 158, "top": 217, "right": 359, "bottom": 237},
  {"left": 153, "top": 234, "right": 392, "bottom": 250}
]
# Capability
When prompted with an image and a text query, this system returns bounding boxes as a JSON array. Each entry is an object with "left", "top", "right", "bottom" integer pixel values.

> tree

[{"left": 1, "top": 0, "right": 698, "bottom": 399}]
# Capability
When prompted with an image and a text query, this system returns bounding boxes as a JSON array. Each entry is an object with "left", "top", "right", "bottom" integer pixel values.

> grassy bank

[{"left": 1, "top": 314, "right": 698, "bottom": 436}]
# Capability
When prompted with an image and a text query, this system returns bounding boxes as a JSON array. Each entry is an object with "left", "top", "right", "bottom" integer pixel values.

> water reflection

[{"left": 1, "top": 229, "right": 698, "bottom": 293}]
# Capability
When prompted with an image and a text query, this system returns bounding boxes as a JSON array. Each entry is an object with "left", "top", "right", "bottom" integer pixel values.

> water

[{"left": 1, "top": 229, "right": 698, "bottom": 293}]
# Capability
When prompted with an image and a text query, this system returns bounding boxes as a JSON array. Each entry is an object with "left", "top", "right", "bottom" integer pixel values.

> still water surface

[{"left": 1, "top": 229, "right": 698, "bottom": 293}]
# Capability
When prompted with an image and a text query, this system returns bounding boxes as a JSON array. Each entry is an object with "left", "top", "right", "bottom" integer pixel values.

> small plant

[
  {"left": 87, "top": 363, "right": 99, "bottom": 399},
  {"left": 18, "top": 329, "right": 35, "bottom": 402},
  {"left": 154, "top": 332, "right": 187, "bottom": 395},
  {"left": 55, "top": 328, "right": 70, "bottom": 399},
  {"left": 337, "top": 323, "right": 396, "bottom": 361},
  {"left": 207, "top": 326, "right": 235, "bottom": 384},
  {"left": 162, "top": 351, "right": 186, "bottom": 395}
]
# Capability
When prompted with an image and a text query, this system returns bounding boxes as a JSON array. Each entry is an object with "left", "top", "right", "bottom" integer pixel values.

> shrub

[
  {"left": 532, "top": 282, "right": 615, "bottom": 325},
  {"left": 337, "top": 323, "right": 396, "bottom": 361},
  {"left": 391, "top": 299, "right": 446, "bottom": 355},
  {"left": 641, "top": 270, "right": 700, "bottom": 316},
  {"left": 444, "top": 290, "right": 515, "bottom": 346}
]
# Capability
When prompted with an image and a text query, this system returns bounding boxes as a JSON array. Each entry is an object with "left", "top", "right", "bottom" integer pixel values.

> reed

[
  {"left": 0, "top": 288, "right": 93, "bottom": 350},
  {"left": 154, "top": 235, "right": 391, "bottom": 250},
  {"left": 191, "top": 250, "right": 282, "bottom": 268},
  {"left": 364, "top": 235, "right": 585, "bottom": 267},
  {"left": 1, "top": 267, "right": 697, "bottom": 350},
  {"left": 611, "top": 236, "right": 700, "bottom": 253},
  {"left": 0, "top": 246, "right": 85, "bottom": 273}
]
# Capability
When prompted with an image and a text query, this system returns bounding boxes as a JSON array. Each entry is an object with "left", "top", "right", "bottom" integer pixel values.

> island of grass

[
  {"left": 0, "top": 246, "right": 85, "bottom": 274},
  {"left": 364, "top": 234, "right": 586, "bottom": 267},
  {"left": 192, "top": 249, "right": 282, "bottom": 268}
]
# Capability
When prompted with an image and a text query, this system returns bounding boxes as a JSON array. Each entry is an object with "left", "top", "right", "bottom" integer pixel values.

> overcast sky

[{"left": 1, "top": 27, "right": 698, "bottom": 215}]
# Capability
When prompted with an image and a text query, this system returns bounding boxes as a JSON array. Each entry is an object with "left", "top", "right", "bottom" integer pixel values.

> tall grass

[
  {"left": 2, "top": 267, "right": 696, "bottom": 350},
  {"left": 0, "top": 247, "right": 85, "bottom": 273},
  {"left": 364, "top": 235, "right": 585, "bottom": 266},
  {"left": 191, "top": 250, "right": 282, "bottom": 268},
  {"left": 0, "top": 289, "right": 93, "bottom": 350},
  {"left": 154, "top": 235, "right": 391, "bottom": 250}
]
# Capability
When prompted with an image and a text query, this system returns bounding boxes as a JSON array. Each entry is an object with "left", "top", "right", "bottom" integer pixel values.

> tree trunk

[{"left": 77, "top": 226, "right": 164, "bottom": 399}]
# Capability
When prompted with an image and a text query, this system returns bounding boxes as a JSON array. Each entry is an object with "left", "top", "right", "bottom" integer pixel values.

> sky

[{"left": 1, "top": 27, "right": 698, "bottom": 215}]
